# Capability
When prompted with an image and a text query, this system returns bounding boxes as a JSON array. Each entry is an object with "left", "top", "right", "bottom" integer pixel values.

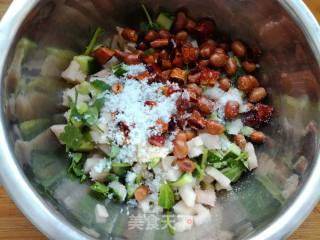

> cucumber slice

[
  {"left": 148, "top": 157, "right": 161, "bottom": 169},
  {"left": 111, "top": 162, "right": 131, "bottom": 177},
  {"left": 108, "top": 181, "right": 127, "bottom": 202},
  {"left": 170, "top": 173, "right": 193, "bottom": 188},
  {"left": 74, "top": 55, "right": 94, "bottom": 74}
]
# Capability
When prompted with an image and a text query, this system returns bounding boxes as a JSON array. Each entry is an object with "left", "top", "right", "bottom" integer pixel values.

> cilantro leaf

[
  {"left": 112, "top": 64, "right": 127, "bottom": 78},
  {"left": 91, "top": 182, "right": 109, "bottom": 197},
  {"left": 91, "top": 80, "right": 111, "bottom": 92},
  {"left": 231, "top": 56, "right": 245, "bottom": 84},
  {"left": 67, "top": 152, "right": 86, "bottom": 180},
  {"left": 83, "top": 107, "right": 99, "bottom": 127},
  {"left": 158, "top": 182, "right": 175, "bottom": 209},
  {"left": 92, "top": 96, "right": 106, "bottom": 112},
  {"left": 59, "top": 124, "right": 83, "bottom": 151}
]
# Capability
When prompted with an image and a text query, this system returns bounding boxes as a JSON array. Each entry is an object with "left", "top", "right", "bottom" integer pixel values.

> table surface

[{"left": 0, "top": 0, "right": 319, "bottom": 239}]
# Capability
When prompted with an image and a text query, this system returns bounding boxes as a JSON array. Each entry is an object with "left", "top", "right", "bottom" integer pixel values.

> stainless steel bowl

[{"left": 0, "top": 0, "right": 319, "bottom": 239}]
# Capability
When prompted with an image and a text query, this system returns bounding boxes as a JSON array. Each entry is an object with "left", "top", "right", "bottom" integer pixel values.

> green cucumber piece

[
  {"left": 148, "top": 157, "right": 161, "bottom": 169},
  {"left": 111, "top": 162, "right": 131, "bottom": 177},
  {"left": 170, "top": 173, "right": 193, "bottom": 188},
  {"left": 74, "top": 55, "right": 98, "bottom": 75}
]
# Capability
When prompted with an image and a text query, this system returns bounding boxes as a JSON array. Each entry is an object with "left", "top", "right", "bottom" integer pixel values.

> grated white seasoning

[{"left": 89, "top": 64, "right": 182, "bottom": 164}]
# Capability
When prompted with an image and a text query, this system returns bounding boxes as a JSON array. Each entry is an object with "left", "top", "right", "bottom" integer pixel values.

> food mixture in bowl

[{"left": 50, "top": 5, "right": 273, "bottom": 233}]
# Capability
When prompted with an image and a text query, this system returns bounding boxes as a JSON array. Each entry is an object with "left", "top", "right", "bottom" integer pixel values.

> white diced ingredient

[
  {"left": 125, "top": 171, "right": 137, "bottom": 183},
  {"left": 95, "top": 204, "right": 109, "bottom": 223},
  {"left": 108, "top": 181, "right": 127, "bottom": 202},
  {"left": 90, "top": 158, "right": 111, "bottom": 182},
  {"left": 165, "top": 168, "right": 182, "bottom": 181},
  {"left": 195, "top": 189, "right": 216, "bottom": 207},
  {"left": 219, "top": 134, "right": 232, "bottom": 150},
  {"left": 83, "top": 154, "right": 102, "bottom": 173},
  {"left": 161, "top": 156, "right": 176, "bottom": 171},
  {"left": 139, "top": 197, "right": 151, "bottom": 213},
  {"left": 187, "top": 136, "right": 204, "bottom": 158},
  {"left": 226, "top": 119, "right": 243, "bottom": 135},
  {"left": 193, "top": 204, "right": 211, "bottom": 226},
  {"left": 245, "top": 142, "right": 258, "bottom": 170},
  {"left": 199, "top": 133, "right": 221, "bottom": 150},
  {"left": 206, "top": 167, "right": 232, "bottom": 191},
  {"left": 179, "top": 183, "right": 196, "bottom": 208},
  {"left": 61, "top": 60, "right": 86, "bottom": 83},
  {"left": 173, "top": 200, "right": 195, "bottom": 215}
]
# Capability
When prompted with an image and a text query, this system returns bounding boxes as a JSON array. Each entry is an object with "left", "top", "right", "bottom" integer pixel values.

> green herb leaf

[
  {"left": 59, "top": 124, "right": 83, "bottom": 151},
  {"left": 112, "top": 64, "right": 127, "bottom": 78},
  {"left": 91, "top": 80, "right": 111, "bottom": 92},
  {"left": 83, "top": 107, "right": 99, "bottom": 127},
  {"left": 84, "top": 27, "right": 104, "bottom": 56},
  {"left": 166, "top": 212, "right": 175, "bottom": 235},
  {"left": 92, "top": 96, "right": 106, "bottom": 112},
  {"left": 91, "top": 182, "right": 109, "bottom": 197},
  {"left": 70, "top": 109, "right": 83, "bottom": 128},
  {"left": 158, "top": 182, "right": 175, "bottom": 210},
  {"left": 67, "top": 152, "right": 86, "bottom": 179},
  {"left": 231, "top": 56, "right": 245, "bottom": 84}
]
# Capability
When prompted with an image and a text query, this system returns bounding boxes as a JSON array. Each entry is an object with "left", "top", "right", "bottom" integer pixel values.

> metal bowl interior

[{"left": 0, "top": 0, "right": 319, "bottom": 239}]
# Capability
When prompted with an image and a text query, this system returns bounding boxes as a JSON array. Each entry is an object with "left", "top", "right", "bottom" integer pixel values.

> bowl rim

[{"left": 0, "top": 1, "right": 319, "bottom": 240}]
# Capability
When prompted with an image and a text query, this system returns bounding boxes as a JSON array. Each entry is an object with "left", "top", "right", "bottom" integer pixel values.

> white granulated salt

[{"left": 89, "top": 64, "right": 182, "bottom": 164}]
